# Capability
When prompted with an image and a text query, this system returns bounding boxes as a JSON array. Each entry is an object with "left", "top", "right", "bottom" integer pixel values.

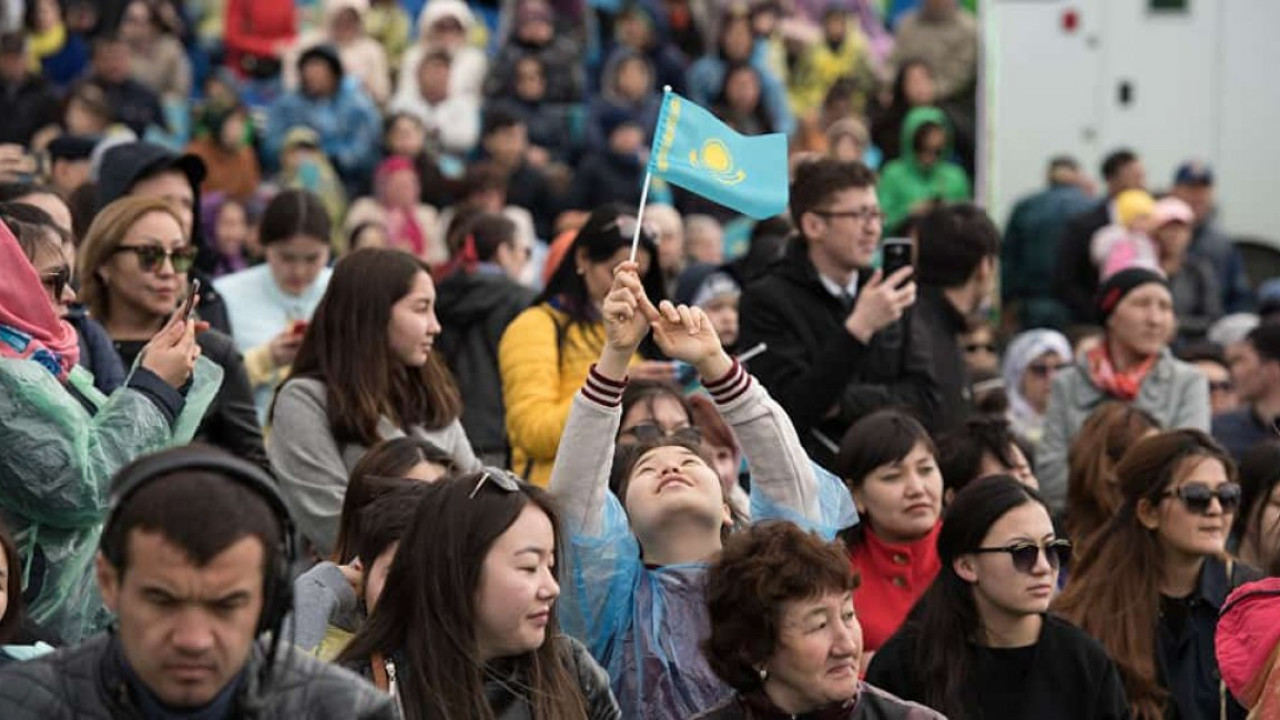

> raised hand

[
  {"left": 603, "top": 262, "right": 652, "bottom": 353},
  {"left": 141, "top": 307, "right": 202, "bottom": 389},
  {"left": 640, "top": 299, "right": 732, "bottom": 379}
]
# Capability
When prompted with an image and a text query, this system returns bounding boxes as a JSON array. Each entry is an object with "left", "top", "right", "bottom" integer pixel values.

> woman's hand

[
  {"left": 603, "top": 262, "right": 651, "bottom": 353},
  {"left": 141, "top": 309, "right": 202, "bottom": 389},
  {"left": 643, "top": 300, "right": 732, "bottom": 378},
  {"left": 268, "top": 327, "right": 304, "bottom": 368}
]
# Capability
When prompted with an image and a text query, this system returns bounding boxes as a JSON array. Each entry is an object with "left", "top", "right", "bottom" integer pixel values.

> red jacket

[
  {"left": 848, "top": 523, "right": 942, "bottom": 652},
  {"left": 224, "top": 0, "right": 296, "bottom": 73}
]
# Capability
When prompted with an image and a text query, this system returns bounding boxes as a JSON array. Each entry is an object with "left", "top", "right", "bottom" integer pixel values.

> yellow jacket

[
  {"left": 499, "top": 304, "right": 634, "bottom": 486},
  {"left": 788, "top": 30, "right": 875, "bottom": 116}
]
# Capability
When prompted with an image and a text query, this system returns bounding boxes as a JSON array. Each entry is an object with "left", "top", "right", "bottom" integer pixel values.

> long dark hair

[
  {"left": 337, "top": 474, "right": 588, "bottom": 720},
  {"left": 906, "top": 475, "right": 1048, "bottom": 719},
  {"left": 713, "top": 62, "right": 773, "bottom": 135},
  {"left": 535, "top": 203, "right": 665, "bottom": 357},
  {"left": 834, "top": 409, "right": 936, "bottom": 550},
  {"left": 0, "top": 519, "right": 23, "bottom": 644},
  {"left": 257, "top": 188, "right": 331, "bottom": 248},
  {"left": 1054, "top": 430, "right": 1235, "bottom": 720},
  {"left": 280, "top": 248, "right": 463, "bottom": 445},
  {"left": 330, "top": 437, "right": 459, "bottom": 563},
  {"left": 1233, "top": 440, "right": 1280, "bottom": 576},
  {"left": 1065, "top": 402, "right": 1159, "bottom": 548}
]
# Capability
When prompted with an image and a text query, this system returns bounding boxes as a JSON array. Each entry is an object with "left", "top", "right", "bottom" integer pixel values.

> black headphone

[{"left": 101, "top": 445, "right": 296, "bottom": 637}]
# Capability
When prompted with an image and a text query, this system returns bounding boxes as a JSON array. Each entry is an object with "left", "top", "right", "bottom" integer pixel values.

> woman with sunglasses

[
  {"left": 0, "top": 214, "right": 217, "bottom": 643},
  {"left": 549, "top": 262, "right": 855, "bottom": 718},
  {"left": 337, "top": 470, "right": 622, "bottom": 719},
  {"left": 1002, "top": 328, "right": 1073, "bottom": 454},
  {"left": 833, "top": 410, "right": 944, "bottom": 658},
  {"left": 499, "top": 203, "right": 674, "bottom": 486},
  {"left": 78, "top": 196, "right": 268, "bottom": 469},
  {"left": 867, "top": 475, "right": 1128, "bottom": 719},
  {"left": 269, "top": 248, "right": 480, "bottom": 557},
  {"left": 1054, "top": 430, "right": 1258, "bottom": 719},
  {"left": 1039, "top": 267, "right": 1211, "bottom": 516}
]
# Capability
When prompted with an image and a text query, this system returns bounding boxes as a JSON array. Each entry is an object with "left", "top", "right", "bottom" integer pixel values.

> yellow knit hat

[{"left": 1114, "top": 189, "right": 1156, "bottom": 228}]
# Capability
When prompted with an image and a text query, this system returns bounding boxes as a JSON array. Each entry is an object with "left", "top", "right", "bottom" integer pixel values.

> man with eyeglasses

[
  {"left": 913, "top": 204, "right": 1000, "bottom": 434},
  {"left": 739, "top": 157, "right": 939, "bottom": 468},
  {"left": 1214, "top": 324, "right": 1280, "bottom": 462}
]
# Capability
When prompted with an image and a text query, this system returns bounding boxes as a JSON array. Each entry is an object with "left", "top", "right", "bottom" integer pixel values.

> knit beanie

[
  {"left": 1114, "top": 189, "right": 1156, "bottom": 229},
  {"left": 1096, "top": 266, "right": 1169, "bottom": 324}
]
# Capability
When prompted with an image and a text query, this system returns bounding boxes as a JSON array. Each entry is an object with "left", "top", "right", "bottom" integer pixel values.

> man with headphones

[{"left": 0, "top": 445, "right": 394, "bottom": 719}]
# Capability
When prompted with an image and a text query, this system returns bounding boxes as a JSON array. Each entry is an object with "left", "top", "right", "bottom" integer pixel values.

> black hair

[
  {"left": 481, "top": 106, "right": 524, "bottom": 138},
  {"left": 1247, "top": 323, "right": 1280, "bottom": 365},
  {"left": 907, "top": 476, "right": 1052, "bottom": 719},
  {"left": 1233, "top": 441, "right": 1280, "bottom": 576},
  {"left": 915, "top": 203, "right": 999, "bottom": 288},
  {"left": 1100, "top": 149, "right": 1139, "bottom": 182},
  {"left": 0, "top": 182, "right": 62, "bottom": 204},
  {"left": 257, "top": 188, "right": 332, "bottom": 248},
  {"left": 713, "top": 62, "right": 772, "bottom": 134},
  {"left": 0, "top": 518, "right": 22, "bottom": 644},
  {"left": 1175, "top": 339, "right": 1227, "bottom": 367},
  {"left": 935, "top": 416, "right": 1026, "bottom": 494},
  {"left": 910, "top": 120, "right": 945, "bottom": 153},
  {"left": 468, "top": 212, "right": 517, "bottom": 262},
  {"left": 100, "top": 470, "right": 282, "bottom": 588},
  {"left": 834, "top": 409, "right": 936, "bottom": 549},
  {"left": 789, "top": 158, "right": 877, "bottom": 241},
  {"left": 355, "top": 483, "right": 430, "bottom": 573}
]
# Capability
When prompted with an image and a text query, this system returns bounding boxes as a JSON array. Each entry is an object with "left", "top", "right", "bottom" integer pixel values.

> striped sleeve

[
  {"left": 581, "top": 365, "right": 627, "bottom": 407},
  {"left": 704, "top": 359, "right": 752, "bottom": 406}
]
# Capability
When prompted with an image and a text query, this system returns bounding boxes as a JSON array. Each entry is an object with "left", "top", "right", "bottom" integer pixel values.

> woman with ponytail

[{"left": 867, "top": 475, "right": 1128, "bottom": 720}]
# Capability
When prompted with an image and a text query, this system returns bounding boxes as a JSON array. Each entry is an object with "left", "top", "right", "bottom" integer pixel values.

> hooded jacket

[
  {"left": 584, "top": 50, "right": 663, "bottom": 151},
  {"left": 876, "top": 106, "right": 971, "bottom": 231},
  {"left": 483, "top": 12, "right": 584, "bottom": 102},
  {"left": 436, "top": 268, "right": 536, "bottom": 457},
  {"left": 395, "top": 0, "right": 488, "bottom": 104},
  {"left": 285, "top": 0, "right": 391, "bottom": 106}
]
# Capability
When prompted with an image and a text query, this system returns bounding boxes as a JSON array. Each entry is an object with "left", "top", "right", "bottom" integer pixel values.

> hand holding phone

[{"left": 881, "top": 239, "right": 913, "bottom": 288}]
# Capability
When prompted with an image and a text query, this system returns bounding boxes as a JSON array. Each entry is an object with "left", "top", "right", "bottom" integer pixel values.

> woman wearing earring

[
  {"left": 269, "top": 248, "right": 480, "bottom": 558},
  {"left": 867, "top": 476, "right": 1129, "bottom": 719},
  {"left": 78, "top": 196, "right": 267, "bottom": 468},
  {"left": 1054, "top": 430, "right": 1258, "bottom": 719},
  {"left": 498, "top": 203, "right": 674, "bottom": 486}
]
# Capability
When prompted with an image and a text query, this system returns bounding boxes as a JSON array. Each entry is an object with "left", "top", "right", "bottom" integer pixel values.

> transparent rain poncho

[
  {"left": 552, "top": 374, "right": 858, "bottom": 720},
  {"left": 0, "top": 357, "right": 222, "bottom": 643}
]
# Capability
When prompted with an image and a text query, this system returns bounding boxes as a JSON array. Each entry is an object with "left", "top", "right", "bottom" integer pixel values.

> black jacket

[
  {"left": 0, "top": 633, "right": 396, "bottom": 719},
  {"left": 114, "top": 328, "right": 268, "bottom": 470},
  {"left": 65, "top": 307, "right": 126, "bottom": 395},
  {"left": 1054, "top": 201, "right": 1111, "bottom": 325},
  {"left": 91, "top": 77, "right": 164, "bottom": 137},
  {"left": 569, "top": 151, "right": 645, "bottom": 211},
  {"left": 738, "top": 239, "right": 941, "bottom": 467},
  {"left": 436, "top": 268, "right": 536, "bottom": 456},
  {"left": 911, "top": 286, "right": 970, "bottom": 434},
  {"left": 0, "top": 74, "right": 60, "bottom": 146}
]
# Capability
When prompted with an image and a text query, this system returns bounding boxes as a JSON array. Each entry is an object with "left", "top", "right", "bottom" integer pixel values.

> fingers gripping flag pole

[{"left": 630, "top": 86, "right": 790, "bottom": 263}]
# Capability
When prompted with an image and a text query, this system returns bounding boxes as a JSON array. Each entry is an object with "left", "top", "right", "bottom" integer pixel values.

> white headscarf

[{"left": 1003, "top": 329, "right": 1072, "bottom": 441}]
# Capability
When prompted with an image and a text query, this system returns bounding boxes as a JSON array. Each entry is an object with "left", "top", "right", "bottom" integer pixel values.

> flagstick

[{"left": 630, "top": 85, "right": 673, "bottom": 264}]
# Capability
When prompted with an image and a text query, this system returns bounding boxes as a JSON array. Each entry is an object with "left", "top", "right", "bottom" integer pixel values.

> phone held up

[
  {"left": 181, "top": 278, "right": 201, "bottom": 322},
  {"left": 880, "top": 238, "right": 913, "bottom": 288}
]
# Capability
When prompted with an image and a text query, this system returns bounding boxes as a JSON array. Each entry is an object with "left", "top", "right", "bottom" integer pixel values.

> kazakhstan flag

[{"left": 647, "top": 89, "right": 789, "bottom": 220}]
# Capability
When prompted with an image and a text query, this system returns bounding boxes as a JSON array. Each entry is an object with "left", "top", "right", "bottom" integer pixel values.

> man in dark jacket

[
  {"left": 0, "top": 446, "right": 395, "bottom": 719},
  {"left": 738, "top": 158, "right": 938, "bottom": 467},
  {"left": 0, "top": 32, "right": 60, "bottom": 146},
  {"left": 914, "top": 203, "right": 1000, "bottom": 434},
  {"left": 1214, "top": 324, "right": 1280, "bottom": 461},
  {"left": 1054, "top": 148, "right": 1146, "bottom": 325},
  {"left": 437, "top": 213, "right": 537, "bottom": 466},
  {"left": 1001, "top": 155, "right": 1095, "bottom": 329},
  {"left": 86, "top": 34, "right": 164, "bottom": 136},
  {"left": 1170, "top": 161, "right": 1255, "bottom": 313},
  {"left": 479, "top": 109, "right": 560, "bottom": 239}
]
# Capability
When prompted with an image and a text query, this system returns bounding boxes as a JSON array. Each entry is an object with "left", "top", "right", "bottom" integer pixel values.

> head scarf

[
  {"left": 0, "top": 221, "right": 80, "bottom": 381},
  {"left": 1002, "top": 329, "right": 1071, "bottom": 439}
]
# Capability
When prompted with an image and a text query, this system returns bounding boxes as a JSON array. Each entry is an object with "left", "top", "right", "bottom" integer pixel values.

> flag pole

[{"left": 630, "top": 85, "right": 672, "bottom": 263}]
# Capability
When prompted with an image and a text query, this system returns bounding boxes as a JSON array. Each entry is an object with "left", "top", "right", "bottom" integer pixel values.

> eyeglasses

[
  {"left": 112, "top": 245, "right": 198, "bottom": 273},
  {"left": 972, "top": 539, "right": 1072, "bottom": 574},
  {"left": 964, "top": 343, "right": 997, "bottom": 354},
  {"left": 1162, "top": 481, "right": 1242, "bottom": 515},
  {"left": 1208, "top": 380, "right": 1235, "bottom": 394},
  {"left": 814, "top": 207, "right": 885, "bottom": 224},
  {"left": 469, "top": 466, "right": 524, "bottom": 499},
  {"left": 619, "top": 424, "right": 703, "bottom": 445},
  {"left": 41, "top": 266, "right": 70, "bottom": 298},
  {"left": 1026, "top": 361, "right": 1069, "bottom": 378}
]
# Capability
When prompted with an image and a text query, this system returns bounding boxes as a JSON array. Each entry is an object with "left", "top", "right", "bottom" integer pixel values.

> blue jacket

[{"left": 265, "top": 78, "right": 382, "bottom": 180}]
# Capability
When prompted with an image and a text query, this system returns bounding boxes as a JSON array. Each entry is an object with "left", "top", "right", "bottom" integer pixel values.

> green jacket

[{"left": 877, "top": 106, "right": 971, "bottom": 231}]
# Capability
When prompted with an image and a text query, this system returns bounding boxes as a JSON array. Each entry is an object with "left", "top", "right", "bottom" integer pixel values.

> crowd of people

[{"left": 1, "top": 0, "right": 1280, "bottom": 718}]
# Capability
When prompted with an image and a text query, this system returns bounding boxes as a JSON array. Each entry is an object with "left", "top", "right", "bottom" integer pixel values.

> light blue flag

[{"left": 647, "top": 90, "right": 789, "bottom": 220}]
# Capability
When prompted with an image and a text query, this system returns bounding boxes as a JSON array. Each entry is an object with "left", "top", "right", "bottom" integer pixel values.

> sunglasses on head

[
  {"left": 112, "top": 245, "right": 199, "bottom": 273},
  {"left": 41, "top": 266, "right": 71, "bottom": 298},
  {"left": 603, "top": 215, "right": 657, "bottom": 246},
  {"left": 1163, "top": 481, "right": 1241, "bottom": 515},
  {"left": 620, "top": 424, "right": 703, "bottom": 445},
  {"left": 973, "top": 539, "right": 1072, "bottom": 574},
  {"left": 469, "top": 466, "right": 524, "bottom": 499},
  {"left": 1026, "top": 361, "right": 1069, "bottom": 378}
]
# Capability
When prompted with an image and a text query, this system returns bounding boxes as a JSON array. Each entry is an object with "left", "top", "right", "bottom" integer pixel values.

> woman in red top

[
  {"left": 835, "top": 409, "right": 944, "bottom": 657},
  {"left": 223, "top": 0, "right": 296, "bottom": 82}
]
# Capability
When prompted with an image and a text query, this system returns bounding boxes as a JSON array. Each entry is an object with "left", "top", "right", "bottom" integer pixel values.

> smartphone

[
  {"left": 290, "top": 319, "right": 309, "bottom": 337},
  {"left": 881, "top": 238, "right": 913, "bottom": 287},
  {"left": 180, "top": 278, "right": 201, "bottom": 321}
]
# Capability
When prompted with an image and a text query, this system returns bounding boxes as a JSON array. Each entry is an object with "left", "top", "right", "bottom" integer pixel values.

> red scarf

[
  {"left": 0, "top": 221, "right": 80, "bottom": 381},
  {"left": 1086, "top": 342, "right": 1157, "bottom": 402}
]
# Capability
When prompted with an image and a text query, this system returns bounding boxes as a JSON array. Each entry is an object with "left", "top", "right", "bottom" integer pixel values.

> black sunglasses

[
  {"left": 1163, "top": 482, "right": 1242, "bottom": 515},
  {"left": 972, "top": 539, "right": 1072, "bottom": 574},
  {"left": 469, "top": 466, "right": 524, "bottom": 499},
  {"left": 112, "top": 245, "right": 199, "bottom": 273},
  {"left": 619, "top": 424, "right": 703, "bottom": 445},
  {"left": 41, "top": 266, "right": 71, "bottom": 298}
]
